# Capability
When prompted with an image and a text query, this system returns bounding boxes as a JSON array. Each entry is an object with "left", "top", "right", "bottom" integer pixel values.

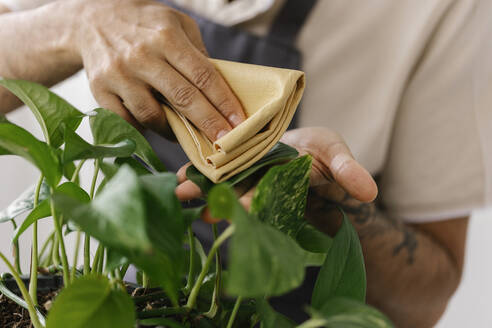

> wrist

[{"left": 33, "top": 0, "right": 83, "bottom": 67}]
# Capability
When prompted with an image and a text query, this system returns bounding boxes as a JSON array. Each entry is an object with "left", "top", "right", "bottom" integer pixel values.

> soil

[
  {"left": 0, "top": 285, "right": 174, "bottom": 328},
  {"left": 1, "top": 284, "right": 212, "bottom": 327},
  {"left": 0, "top": 289, "right": 57, "bottom": 328}
]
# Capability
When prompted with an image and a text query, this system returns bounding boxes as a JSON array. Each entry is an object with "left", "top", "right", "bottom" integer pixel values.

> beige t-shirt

[
  {"left": 175, "top": 0, "right": 492, "bottom": 223},
  {"left": 4, "top": 0, "right": 492, "bottom": 223}
]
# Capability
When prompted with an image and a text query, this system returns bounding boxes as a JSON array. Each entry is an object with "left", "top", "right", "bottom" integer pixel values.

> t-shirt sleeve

[{"left": 379, "top": 0, "right": 492, "bottom": 223}]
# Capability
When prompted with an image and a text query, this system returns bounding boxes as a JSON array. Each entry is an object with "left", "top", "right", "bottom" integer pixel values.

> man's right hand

[{"left": 69, "top": 0, "right": 246, "bottom": 140}]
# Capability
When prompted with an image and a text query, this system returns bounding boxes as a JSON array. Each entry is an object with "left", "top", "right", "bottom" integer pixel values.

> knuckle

[
  {"left": 128, "top": 42, "right": 148, "bottom": 62},
  {"left": 171, "top": 85, "right": 197, "bottom": 108},
  {"left": 156, "top": 25, "right": 177, "bottom": 43},
  {"left": 215, "top": 97, "right": 235, "bottom": 114},
  {"left": 199, "top": 116, "right": 222, "bottom": 132},
  {"left": 101, "top": 56, "right": 126, "bottom": 78},
  {"left": 192, "top": 66, "right": 216, "bottom": 90},
  {"left": 138, "top": 107, "right": 162, "bottom": 126}
]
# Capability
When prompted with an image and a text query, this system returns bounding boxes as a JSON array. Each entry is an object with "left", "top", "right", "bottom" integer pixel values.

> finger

[
  {"left": 135, "top": 58, "right": 233, "bottom": 141},
  {"left": 175, "top": 180, "right": 202, "bottom": 201},
  {"left": 93, "top": 91, "right": 142, "bottom": 131},
  {"left": 282, "top": 129, "right": 378, "bottom": 202},
  {"left": 177, "top": 162, "right": 192, "bottom": 183},
  {"left": 318, "top": 142, "right": 377, "bottom": 203},
  {"left": 110, "top": 79, "right": 172, "bottom": 136},
  {"left": 177, "top": 13, "right": 209, "bottom": 56},
  {"left": 239, "top": 187, "right": 256, "bottom": 211},
  {"left": 159, "top": 27, "right": 246, "bottom": 127},
  {"left": 201, "top": 207, "right": 221, "bottom": 224}
]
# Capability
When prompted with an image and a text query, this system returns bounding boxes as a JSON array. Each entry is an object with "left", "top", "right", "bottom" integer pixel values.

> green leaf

[
  {"left": 182, "top": 206, "right": 204, "bottom": 227},
  {"left": 0, "top": 122, "right": 62, "bottom": 187},
  {"left": 185, "top": 142, "right": 299, "bottom": 195},
  {"left": 0, "top": 79, "right": 83, "bottom": 148},
  {"left": 301, "top": 250, "right": 327, "bottom": 267},
  {"left": 63, "top": 127, "right": 136, "bottom": 163},
  {"left": 89, "top": 108, "right": 165, "bottom": 172},
  {"left": 0, "top": 180, "right": 50, "bottom": 223},
  {"left": 99, "top": 162, "right": 119, "bottom": 180},
  {"left": 13, "top": 182, "right": 90, "bottom": 242},
  {"left": 53, "top": 166, "right": 152, "bottom": 255},
  {"left": 63, "top": 161, "right": 79, "bottom": 183},
  {"left": 106, "top": 249, "right": 129, "bottom": 272},
  {"left": 46, "top": 275, "right": 135, "bottom": 328},
  {"left": 53, "top": 166, "right": 183, "bottom": 304},
  {"left": 228, "top": 142, "right": 299, "bottom": 186},
  {"left": 140, "top": 173, "right": 186, "bottom": 276},
  {"left": 312, "top": 214, "right": 366, "bottom": 308},
  {"left": 186, "top": 165, "right": 215, "bottom": 195},
  {"left": 296, "top": 223, "right": 333, "bottom": 253},
  {"left": 256, "top": 298, "right": 296, "bottom": 328},
  {"left": 250, "top": 155, "right": 312, "bottom": 237},
  {"left": 208, "top": 184, "right": 305, "bottom": 297},
  {"left": 115, "top": 157, "right": 152, "bottom": 175},
  {"left": 307, "top": 297, "right": 394, "bottom": 328}
]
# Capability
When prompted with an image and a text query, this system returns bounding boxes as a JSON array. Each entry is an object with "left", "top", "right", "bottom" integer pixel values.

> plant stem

[
  {"left": 91, "top": 244, "right": 103, "bottom": 274},
  {"left": 84, "top": 159, "right": 100, "bottom": 275},
  {"left": 70, "top": 230, "right": 82, "bottom": 282},
  {"left": 89, "top": 159, "right": 100, "bottom": 198},
  {"left": 186, "top": 225, "right": 235, "bottom": 310},
  {"left": 50, "top": 196, "right": 70, "bottom": 287},
  {"left": 120, "top": 263, "right": 130, "bottom": 279},
  {"left": 113, "top": 269, "right": 125, "bottom": 291},
  {"left": 226, "top": 296, "right": 242, "bottom": 328},
  {"left": 41, "top": 233, "right": 55, "bottom": 267},
  {"left": 70, "top": 159, "right": 86, "bottom": 183},
  {"left": 38, "top": 231, "right": 54, "bottom": 263},
  {"left": 29, "top": 175, "right": 44, "bottom": 306},
  {"left": 83, "top": 235, "right": 90, "bottom": 275},
  {"left": 142, "top": 272, "right": 149, "bottom": 289},
  {"left": 10, "top": 220, "right": 22, "bottom": 274},
  {"left": 97, "top": 247, "right": 105, "bottom": 274},
  {"left": 183, "top": 227, "right": 196, "bottom": 294},
  {"left": 51, "top": 234, "right": 60, "bottom": 267},
  {"left": 0, "top": 251, "right": 44, "bottom": 328},
  {"left": 205, "top": 224, "right": 221, "bottom": 318}
]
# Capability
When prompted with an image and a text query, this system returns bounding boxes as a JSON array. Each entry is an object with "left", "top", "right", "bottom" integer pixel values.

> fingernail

[
  {"left": 216, "top": 130, "right": 229, "bottom": 139},
  {"left": 229, "top": 114, "right": 244, "bottom": 126}
]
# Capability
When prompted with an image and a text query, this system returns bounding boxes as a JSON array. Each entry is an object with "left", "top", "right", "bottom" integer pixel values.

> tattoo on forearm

[{"left": 307, "top": 187, "right": 418, "bottom": 265}]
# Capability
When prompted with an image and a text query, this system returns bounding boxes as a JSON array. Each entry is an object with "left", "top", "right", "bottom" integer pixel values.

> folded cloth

[{"left": 163, "top": 59, "right": 305, "bottom": 183}]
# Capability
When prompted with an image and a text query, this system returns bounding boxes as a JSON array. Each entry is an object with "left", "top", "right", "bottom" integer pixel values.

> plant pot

[
  {"left": 0, "top": 275, "right": 62, "bottom": 328},
  {"left": 2, "top": 274, "right": 63, "bottom": 292},
  {"left": 0, "top": 275, "right": 174, "bottom": 328}
]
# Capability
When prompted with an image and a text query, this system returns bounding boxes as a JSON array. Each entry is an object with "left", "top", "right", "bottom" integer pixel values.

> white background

[{"left": 0, "top": 72, "right": 491, "bottom": 327}]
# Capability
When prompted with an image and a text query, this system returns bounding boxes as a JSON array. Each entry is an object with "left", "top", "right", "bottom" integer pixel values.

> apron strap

[{"left": 268, "top": 0, "right": 318, "bottom": 44}]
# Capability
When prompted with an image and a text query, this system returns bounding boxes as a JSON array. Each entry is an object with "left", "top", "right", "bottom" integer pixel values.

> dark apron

[{"left": 147, "top": 0, "right": 318, "bottom": 323}]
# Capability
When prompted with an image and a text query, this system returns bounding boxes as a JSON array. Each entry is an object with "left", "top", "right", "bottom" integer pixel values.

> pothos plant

[{"left": 0, "top": 79, "right": 394, "bottom": 328}]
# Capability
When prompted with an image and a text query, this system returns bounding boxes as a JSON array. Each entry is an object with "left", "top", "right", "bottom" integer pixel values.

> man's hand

[
  {"left": 175, "top": 127, "right": 378, "bottom": 207},
  {"left": 72, "top": 0, "right": 245, "bottom": 140}
]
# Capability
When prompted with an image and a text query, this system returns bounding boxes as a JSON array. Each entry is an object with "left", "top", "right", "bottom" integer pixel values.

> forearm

[
  {"left": 306, "top": 189, "right": 463, "bottom": 328},
  {"left": 0, "top": 1, "right": 82, "bottom": 113}
]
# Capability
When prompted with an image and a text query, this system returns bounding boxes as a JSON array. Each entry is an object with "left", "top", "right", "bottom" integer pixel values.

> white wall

[{"left": 0, "top": 72, "right": 491, "bottom": 327}]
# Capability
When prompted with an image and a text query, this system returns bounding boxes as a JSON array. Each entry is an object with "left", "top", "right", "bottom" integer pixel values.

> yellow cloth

[{"left": 163, "top": 59, "right": 305, "bottom": 183}]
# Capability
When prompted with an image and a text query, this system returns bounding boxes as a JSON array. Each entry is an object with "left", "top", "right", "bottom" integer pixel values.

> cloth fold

[{"left": 163, "top": 59, "right": 305, "bottom": 182}]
